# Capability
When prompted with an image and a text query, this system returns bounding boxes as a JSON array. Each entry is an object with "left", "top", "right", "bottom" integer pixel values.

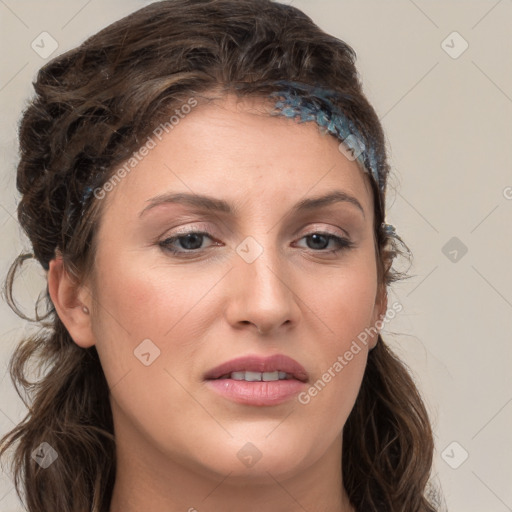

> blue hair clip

[
  {"left": 77, "top": 185, "right": 96, "bottom": 219},
  {"left": 382, "top": 222, "right": 396, "bottom": 237},
  {"left": 82, "top": 185, "right": 94, "bottom": 205},
  {"left": 268, "top": 80, "right": 383, "bottom": 192}
]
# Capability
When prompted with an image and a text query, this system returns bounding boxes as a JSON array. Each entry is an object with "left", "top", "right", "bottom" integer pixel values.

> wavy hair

[{"left": 1, "top": 1, "right": 440, "bottom": 510}]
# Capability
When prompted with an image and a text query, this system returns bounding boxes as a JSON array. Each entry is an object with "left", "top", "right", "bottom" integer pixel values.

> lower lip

[{"left": 205, "top": 378, "right": 307, "bottom": 406}]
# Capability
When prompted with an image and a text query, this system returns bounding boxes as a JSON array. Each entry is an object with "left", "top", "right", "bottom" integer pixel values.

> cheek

[
  {"left": 92, "top": 254, "right": 207, "bottom": 337},
  {"left": 300, "top": 258, "right": 378, "bottom": 416},
  {"left": 314, "top": 259, "right": 379, "bottom": 343},
  {"left": 88, "top": 251, "right": 221, "bottom": 387},
  {"left": 88, "top": 255, "right": 215, "bottom": 445}
]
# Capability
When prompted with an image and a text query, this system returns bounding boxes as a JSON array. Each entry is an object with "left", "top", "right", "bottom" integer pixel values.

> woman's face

[{"left": 83, "top": 94, "right": 385, "bottom": 482}]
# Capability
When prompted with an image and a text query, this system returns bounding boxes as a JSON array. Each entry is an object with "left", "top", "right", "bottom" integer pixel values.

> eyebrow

[{"left": 139, "top": 190, "right": 365, "bottom": 218}]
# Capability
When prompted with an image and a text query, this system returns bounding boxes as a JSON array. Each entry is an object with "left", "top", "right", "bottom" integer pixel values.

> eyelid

[
  {"left": 158, "top": 223, "right": 355, "bottom": 258},
  {"left": 164, "top": 224, "right": 213, "bottom": 236},
  {"left": 295, "top": 222, "right": 351, "bottom": 240},
  {"left": 161, "top": 222, "right": 350, "bottom": 242}
]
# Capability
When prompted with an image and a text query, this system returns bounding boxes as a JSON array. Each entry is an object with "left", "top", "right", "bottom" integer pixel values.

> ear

[
  {"left": 47, "top": 256, "right": 96, "bottom": 348},
  {"left": 368, "top": 285, "right": 388, "bottom": 350}
]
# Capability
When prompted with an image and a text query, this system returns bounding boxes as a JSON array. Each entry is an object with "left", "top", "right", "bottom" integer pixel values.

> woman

[{"left": 0, "top": 0, "right": 441, "bottom": 510}]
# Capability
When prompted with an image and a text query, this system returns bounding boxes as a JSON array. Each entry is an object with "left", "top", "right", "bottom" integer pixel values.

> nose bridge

[{"left": 226, "top": 231, "right": 299, "bottom": 334}]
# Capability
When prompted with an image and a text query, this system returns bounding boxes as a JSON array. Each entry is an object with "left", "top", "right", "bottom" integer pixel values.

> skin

[{"left": 49, "top": 94, "right": 387, "bottom": 512}]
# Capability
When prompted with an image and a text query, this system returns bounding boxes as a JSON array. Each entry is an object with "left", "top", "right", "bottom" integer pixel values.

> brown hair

[{"left": 0, "top": 1, "right": 440, "bottom": 510}]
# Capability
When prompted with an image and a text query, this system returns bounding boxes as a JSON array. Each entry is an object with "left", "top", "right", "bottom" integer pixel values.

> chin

[{"left": 192, "top": 436, "right": 312, "bottom": 483}]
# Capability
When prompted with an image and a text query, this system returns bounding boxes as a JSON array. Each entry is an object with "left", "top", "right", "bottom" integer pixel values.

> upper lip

[{"left": 204, "top": 354, "right": 309, "bottom": 382}]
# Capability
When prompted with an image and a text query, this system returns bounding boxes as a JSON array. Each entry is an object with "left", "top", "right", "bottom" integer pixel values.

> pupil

[
  {"left": 177, "top": 234, "right": 330, "bottom": 251},
  {"left": 308, "top": 234, "right": 328, "bottom": 250},
  {"left": 181, "top": 234, "right": 203, "bottom": 250}
]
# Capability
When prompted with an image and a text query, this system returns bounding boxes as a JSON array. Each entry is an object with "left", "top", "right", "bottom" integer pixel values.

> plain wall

[{"left": 1, "top": 1, "right": 511, "bottom": 510}]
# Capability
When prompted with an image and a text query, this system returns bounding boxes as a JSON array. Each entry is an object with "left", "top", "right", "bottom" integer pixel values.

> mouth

[
  {"left": 214, "top": 371, "right": 296, "bottom": 381},
  {"left": 204, "top": 354, "right": 308, "bottom": 406},
  {"left": 204, "top": 353, "right": 309, "bottom": 383}
]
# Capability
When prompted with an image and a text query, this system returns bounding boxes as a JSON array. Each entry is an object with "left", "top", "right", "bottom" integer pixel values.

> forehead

[{"left": 99, "top": 93, "right": 374, "bottom": 220}]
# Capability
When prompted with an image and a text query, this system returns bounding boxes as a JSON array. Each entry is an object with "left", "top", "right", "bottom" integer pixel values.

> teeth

[
  {"left": 229, "top": 371, "right": 290, "bottom": 381},
  {"left": 246, "top": 371, "right": 263, "bottom": 382}
]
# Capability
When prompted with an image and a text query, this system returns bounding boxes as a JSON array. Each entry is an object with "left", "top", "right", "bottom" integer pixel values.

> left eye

[
  {"left": 295, "top": 232, "right": 353, "bottom": 252},
  {"left": 159, "top": 231, "right": 353, "bottom": 255}
]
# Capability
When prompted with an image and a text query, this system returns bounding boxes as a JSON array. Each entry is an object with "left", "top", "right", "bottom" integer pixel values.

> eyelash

[{"left": 158, "top": 229, "right": 355, "bottom": 257}]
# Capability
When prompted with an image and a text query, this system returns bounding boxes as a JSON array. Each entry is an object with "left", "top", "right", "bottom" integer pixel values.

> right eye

[{"left": 159, "top": 230, "right": 219, "bottom": 256}]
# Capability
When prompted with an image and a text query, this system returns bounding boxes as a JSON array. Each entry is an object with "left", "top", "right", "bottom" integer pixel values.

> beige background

[{"left": 1, "top": 1, "right": 511, "bottom": 510}]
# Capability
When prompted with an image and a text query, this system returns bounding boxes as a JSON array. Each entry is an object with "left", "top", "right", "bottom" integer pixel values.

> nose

[{"left": 224, "top": 244, "right": 301, "bottom": 336}]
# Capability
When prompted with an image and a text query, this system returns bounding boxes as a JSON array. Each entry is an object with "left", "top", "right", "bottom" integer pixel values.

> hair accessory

[
  {"left": 78, "top": 81, "right": 386, "bottom": 213},
  {"left": 268, "top": 80, "right": 384, "bottom": 192},
  {"left": 382, "top": 223, "right": 396, "bottom": 237},
  {"left": 81, "top": 186, "right": 94, "bottom": 206}
]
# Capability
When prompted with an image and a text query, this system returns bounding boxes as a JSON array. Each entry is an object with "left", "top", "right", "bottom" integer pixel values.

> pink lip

[
  {"left": 206, "top": 379, "right": 307, "bottom": 406},
  {"left": 204, "top": 354, "right": 308, "bottom": 407},
  {"left": 204, "top": 354, "right": 308, "bottom": 382}
]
